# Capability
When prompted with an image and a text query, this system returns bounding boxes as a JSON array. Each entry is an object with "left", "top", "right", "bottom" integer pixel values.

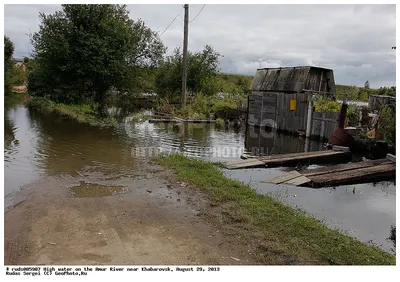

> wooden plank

[
  {"left": 224, "top": 159, "right": 265, "bottom": 169},
  {"left": 301, "top": 159, "right": 390, "bottom": 177},
  {"left": 263, "top": 171, "right": 302, "bottom": 184},
  {"left": 258, "top": 150, "right": 334, "bottom": 161},
  {"left": 386, "top": 153, "right": 396, "bottom": 162},
  {"left": 332, "top": 145, "right": 350, "bottom": 152},
  {"left": 285, "top": 175, "right": 312, "bottom": 186},
  {"left": 148, "top": 119, "right": 216, "bottom": 124},
  {"left": 308, "top": 163, "right": 396, "bottom": 186},
  {"left": 226, "top": 150, "right": 350, "bottom": 169},
  {"left": 260, "top": 150, "right": 348, "bottom": 165}
]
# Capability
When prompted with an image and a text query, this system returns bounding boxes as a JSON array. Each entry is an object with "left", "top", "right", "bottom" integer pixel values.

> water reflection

[
  {"left": 27, "top": 109, "right": 137, "bottom": 177},
  {"left": 245, "top": 126, "right": 325, "bottom": 156},
  {"left": 4, "top": 114, "right": 16, "bottom": 151}
]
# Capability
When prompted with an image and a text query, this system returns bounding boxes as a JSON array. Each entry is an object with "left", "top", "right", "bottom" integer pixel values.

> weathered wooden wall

[
  {"left": 368, "top": 95, "right": 395, "bottom": 112},
  {"left": 247, "top": 92, "right": 339, "bottom": 139},
  {"left": 312, "top": 112, "right": 340, "bottom": 139}
]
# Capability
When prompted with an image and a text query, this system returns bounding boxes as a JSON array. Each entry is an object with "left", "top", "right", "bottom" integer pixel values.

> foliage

[
  {"left": 376, "top": 86, "right": 396, "bottom": 97},
  {"left": 346, "top": 105, "right": 360, "bottom": 127},
  {"left": 155, "top": 154, "right": 395, "bottom": 265},
  {"left": 29, "top": 4, "right": 165, "bottom": 114},
  {"left": 364, "top": 80, "right": 370, "bottom": 89},
  {"left": 216, "top": 117, "right": 224, "bottom": 127},
  {"left": 313, "top": 97, "right": 341, "bottom": 112},
  {"left": 378, "top": 104, "right": 396, "bottom": 145},
  {"left": 215, "top": 73, "right": 253, "bottom": 94},
  {"left": 4, "top": 36, "right": 15, "bottom": 94},
  {"left": 154, "top": 97, "right": 177, "bottom": 115},
  {"left": 8, "top": 66, "right": 26, "bottom": 86},
  {"left": 336, "top": 84, "right": 396, "bottom": 101},
  {"left": 155, "top": 45, "right": 220, "bottom": 98},
  {"left": 166, "top": 92, "right": 247, "bottom": 120},
  {"left": 178, "top": 95, "right": 212, "bottom": 119},
  {"left": 313, "top": 97, "right": 360, "bottom": 126},
  {"left": 26, "top": 96, "right": 56, "bottom": 113}
]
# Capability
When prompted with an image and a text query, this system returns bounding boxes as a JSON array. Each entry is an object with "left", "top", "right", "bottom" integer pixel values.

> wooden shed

[
  {"left": 247, "top": 66, "right": 338, "bottom": 139},
  {"left": 368, "top": 95, "right": 395, "bottom": 112}
]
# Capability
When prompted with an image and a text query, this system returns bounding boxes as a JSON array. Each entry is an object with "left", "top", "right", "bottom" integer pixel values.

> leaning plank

[
  {"left": 285, "top": 175, "right": 312, "bottom": 186},
  {"left": 332, "top": 145, "right": 350, "bottom": 152},
  {"left": 308, "top": 163, "right": 395, "bottom": 186},
  {"left": 262, "top": 151, "right": 348, "bottom": 167},
  {"left": 263, "top": 171, "right": 302, "bottom": 184},
  {"left": 148, "top": 119, "right": 217, "bottom": 124},
  {"left": 224, "top": 159, "right": 265, "bottom": 169},
  {"left": 301, "top": 159, "right": 390, "bottom": 177},
  {"left": 386, "top": 153, "right": 396, "bottom": 163}
]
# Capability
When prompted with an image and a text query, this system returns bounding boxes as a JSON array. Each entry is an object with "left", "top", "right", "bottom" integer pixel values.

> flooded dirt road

[
  {"left": 4, "top": 103, "right": 396, "bottom": 261},
  {"left": 5, "top": 161, "right": 258, "bottom": 265}
]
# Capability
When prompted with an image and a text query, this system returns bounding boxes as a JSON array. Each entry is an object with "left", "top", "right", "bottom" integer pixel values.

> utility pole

[{"left": 182, "top": 4, "right": 189, "bottom": 106}]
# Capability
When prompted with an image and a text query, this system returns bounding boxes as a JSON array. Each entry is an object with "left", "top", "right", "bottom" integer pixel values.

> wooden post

[
  {"left": 318, "top": 71, "right": 324, "bottom": 139},
  {"left": 320, "top": 112, "right": 326, "bottom": 139},
  {"left": 339, "top": 96, "right": 348, "bottom": 129},
  {"left": 306, "top": 94, "right": 313, "bottom": 138},
  {"left": 182, "top": 4, "right": 189, "bottom": 107}
]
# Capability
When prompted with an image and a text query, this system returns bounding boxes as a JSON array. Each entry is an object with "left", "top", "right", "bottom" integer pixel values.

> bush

[
  {"left": 26, "top": 97, "right": 55, "bottom": 113},
  {"left": 178, "top": 95, "right": 211, "bottom": 119},
  {"left": 314, "top": 97, "right": 341, "bottom": 112},
  {"left": 378, "top": 104, "right": 395, "bottom": 144},
  {"left": 346, "top": 105, "right": 360, "bottom": 127}
]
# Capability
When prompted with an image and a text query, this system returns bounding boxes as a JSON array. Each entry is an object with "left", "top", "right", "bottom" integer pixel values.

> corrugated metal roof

[{"left": 250, "top": 66, "right": 334, "bottom": 93}]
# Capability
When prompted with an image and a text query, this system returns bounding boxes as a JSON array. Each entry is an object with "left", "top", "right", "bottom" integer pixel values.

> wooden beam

[
  {"left": 386, "top": 153, "right": 396, "bottom": 163},
  {"left": 308, "top": 163, "right": 395, "bottom": 187},
  {"left": 263, "top": 171, "right": 302, "bottom": 184}
]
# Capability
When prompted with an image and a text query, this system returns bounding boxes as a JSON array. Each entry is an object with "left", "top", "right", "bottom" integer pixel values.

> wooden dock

[
  {"left": 148, "top": 119, "right": 217, "bottom": 124},
  {"left": 223, "top": 147, "right": 351, "bottom": 170},
  {"left": 263, "top": 155, "right": 396, "bottom": 187}
]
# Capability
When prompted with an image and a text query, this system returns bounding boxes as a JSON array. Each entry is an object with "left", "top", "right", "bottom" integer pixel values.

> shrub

[
  {"left": 346, "top": 105, "right": 360, "bottom": 127},
  {"left": 314, "top": 97, "right": 341, "bottom": 112},
  {"left": 26, "top": 97, "right": 55, "bottom": 113},
  {"left": 378, "top": 104, "right": 395, "bottom": 144}
]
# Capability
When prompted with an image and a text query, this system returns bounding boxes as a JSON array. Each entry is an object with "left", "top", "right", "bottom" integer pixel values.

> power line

[
  {"left": 189, "top": 4, "right": 205, "bottom": 23},
  {"left": 160, "top": 8, "right": 183, "bottom": 37}
]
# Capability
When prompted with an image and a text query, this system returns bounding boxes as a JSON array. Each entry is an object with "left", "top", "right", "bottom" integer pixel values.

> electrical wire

[
  {"left": 189, "top": 4, "right": 206, "bottom": 23},
  {"left": 160, "top": 8, "right": 183, "bottom": 36}
]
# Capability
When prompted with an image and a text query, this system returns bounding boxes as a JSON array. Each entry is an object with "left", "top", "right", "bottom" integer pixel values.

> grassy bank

[
  {"left": 26, "top": 97, "right": 117, "bottom": 127},
  {"left": 155, "top": 154, "right": 395, "bottom": 265}
]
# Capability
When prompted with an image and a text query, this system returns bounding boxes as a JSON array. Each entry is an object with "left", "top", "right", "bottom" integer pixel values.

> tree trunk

[{"left": 95, "top": 89, "right": 107, "bottom": 117}]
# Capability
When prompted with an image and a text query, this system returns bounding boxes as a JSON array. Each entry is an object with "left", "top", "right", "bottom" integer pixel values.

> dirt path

[{"left": 4, "top": 162, "right": 259, "bottom": 265}]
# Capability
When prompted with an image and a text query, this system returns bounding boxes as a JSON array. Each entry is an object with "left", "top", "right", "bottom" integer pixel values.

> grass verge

[
  {"left": 26, "top": 97, "right": 117, "bottom": 127},
  {"left": 155, "top": 154, "right": 395, "bottom": 265}
]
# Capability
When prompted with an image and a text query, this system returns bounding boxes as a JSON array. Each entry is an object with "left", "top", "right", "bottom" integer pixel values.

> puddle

[{"left": 70, "top": 183, "right": 126, "bottom": 198}]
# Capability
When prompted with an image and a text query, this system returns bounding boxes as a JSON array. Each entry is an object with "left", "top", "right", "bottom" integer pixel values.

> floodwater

[{"left": 4, "top": 102, "right": 396, "bottom": 254}]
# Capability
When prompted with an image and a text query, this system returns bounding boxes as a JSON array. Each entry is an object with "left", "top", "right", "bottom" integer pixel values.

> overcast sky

[{"left": 4, "top": 4, "right": 396, "bottom": 87}]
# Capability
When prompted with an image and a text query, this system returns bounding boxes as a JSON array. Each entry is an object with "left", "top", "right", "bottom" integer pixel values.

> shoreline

[{"left": 155, "top": 154, "right": 395, "bottom": 265}]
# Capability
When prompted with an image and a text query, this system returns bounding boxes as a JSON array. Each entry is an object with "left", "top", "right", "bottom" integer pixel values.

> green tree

[
  {"left": 29, "top": 4, "right": 165, "bottom": 114},
  {"left": 155, "top": 45, "right": 221, "bottom": 99},
  {"left": 364, "top": 80, "right": 370, "bottom": 89},
  {"left": 4, "top": 36, "right": 15, "bottom": 95}
]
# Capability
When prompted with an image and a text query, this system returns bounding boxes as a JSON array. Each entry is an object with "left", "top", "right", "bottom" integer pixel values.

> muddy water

[{"left": 4, "top": 103, "right": 396, "bottom": 254}]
